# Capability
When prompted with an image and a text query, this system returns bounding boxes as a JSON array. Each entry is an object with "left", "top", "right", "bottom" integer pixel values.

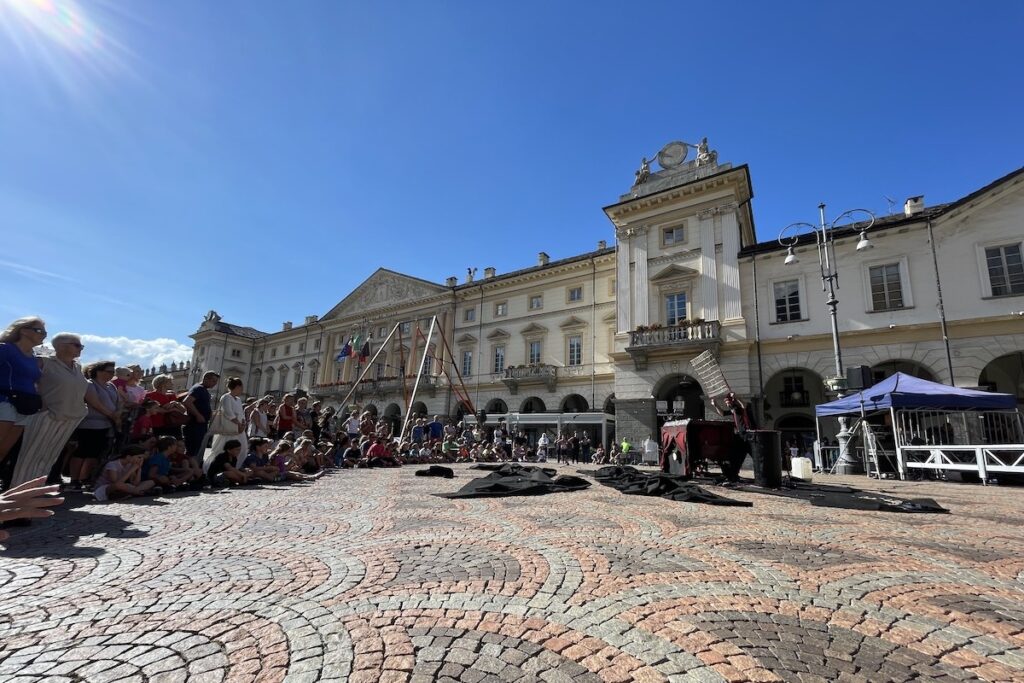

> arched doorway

[
  {"left": 603, "top": 394, "right": 615, "bottom": 415},
  {"left": 979, "top": 352, "right": 1024, "bottom": 407},
  {"left": 485, "top": 398, "right": 509, "bottom": 414},
  {"left": 871, "top": 360, "right": 935, "bottom": 384},
  {"left": 410, "top": 401, "right": 428, "bottom": 417},
  {"left": 776, "top": 414, "right": 816, "bottom": 460},
  {"left": 363, "top": 404, "right": 378, "bottom": 417},
  {"left": 653, "top": 374, "right": 704, "bottom": 420},
  {"left": 520, "top": 397, "right": 546, "bottom": 413},
  {"left": 763, "top": 367, "right": 826, "bottom": 429},
  {"left": 560, "top": 394, "right": 589, "bottom": 413},
  {"left": 383, "top": 403, "right": 402, "bottom": 435}
]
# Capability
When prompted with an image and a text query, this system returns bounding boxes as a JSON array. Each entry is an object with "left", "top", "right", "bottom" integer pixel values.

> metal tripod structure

[{"left": 333, "top": 315, "right": 476, "bottom": 440}]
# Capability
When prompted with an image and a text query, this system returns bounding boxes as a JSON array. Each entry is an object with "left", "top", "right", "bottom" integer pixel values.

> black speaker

[{"left": 846, "top": 365, "right": 873, "bottom": 390}]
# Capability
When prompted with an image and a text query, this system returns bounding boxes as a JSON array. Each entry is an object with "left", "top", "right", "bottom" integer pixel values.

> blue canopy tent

[{"left": 815, "top": 372, "right": 1017, "bottom": 417}]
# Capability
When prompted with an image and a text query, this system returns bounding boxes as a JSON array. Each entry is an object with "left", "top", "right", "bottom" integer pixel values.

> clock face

[{"left": 658, "top": 141, "right": 688, "bottom": 169}]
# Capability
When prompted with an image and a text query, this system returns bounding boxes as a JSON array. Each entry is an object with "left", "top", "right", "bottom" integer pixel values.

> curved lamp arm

[
  {"left": 828, "top": 208, "right": 876, "bottom": 232},
  {"left": 776, "top": 222, "right": 819, "bottom": 248}
]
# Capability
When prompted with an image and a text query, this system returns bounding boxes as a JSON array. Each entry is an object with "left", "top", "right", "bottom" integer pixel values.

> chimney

[
  {"left": 446, "top": 276, "right": 458, "bottom": 287},
  {"left": 484, "top": 267, "right": 496, "bottom": 279},
  {"left": 597, "top": 240, "right": 607, "bottom": 250},
  {"left": 282, "top": 321, "right": 293, "bottom": 331},
  {"left": 466, "top": 267, "right": 477, "bottom": 283},
  {"left": 538, "top": 252, "right": 550, "bottom": 266},
  {"left": 304, "top": 315, "right": 318, "bottom": 325},
  {"left": 904, "top": 195, "right": 924, "bottom": 217}
]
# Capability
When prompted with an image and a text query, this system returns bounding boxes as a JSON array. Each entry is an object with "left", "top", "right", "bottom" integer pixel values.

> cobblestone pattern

[{"left": 1, "top": 467, "right": 1023, "bottom": 682}]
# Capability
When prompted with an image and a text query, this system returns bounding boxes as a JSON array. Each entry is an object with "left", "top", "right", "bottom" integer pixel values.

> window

[
  {"left": 284, "top": 344, "right": 291, "bottom": 355},
  {"left": 375, "top": 363, "right": 385, "bottom": 380},
  {"left": 400, "top": 321, "right": 412, "bottom": 335},
  {"left": 259, "top": 351, "right": 264, "bottom": 361},
  {"left": 781, "top": 376, "right": 808, "bottom": 407},
  {"left": 567, "top": 335, "right": 582, "bottom": 366},
  {"left": 869, "top": 263, "right": 905, "bottom": 310},
  {"left": 298, "top": 342, "right": 305, "bottom": 352},
  {"left": 199, "top": 346, "right": 206, "bottom": 356},
  {"left": 773, "top": 280, "right": 802, "bottom": 322},
  {"left": 986, "top": 244, "right": 1024, "bottom": 296},
  {"left": 230, "top": 349, "right": 242, "bottom": 359},
  {"left": 379, "top": 326, "right": 386, "bottom": 338},
  {"left": 493, "top": 345, "right": 505, "bottom": 373},
  {"left": 494, "top": 301, "right": 508, "bottom": 317},
  {"left": 464, "top": 307, "right": 476, "bottom": 322},
  {"left": 271, "top": 349, "right": 277, "bottom": 358},
  {"left": 663, "top": 225, "right": 685, "bottom": 246},
  {"left": 314, "top": 339, "right": 321, "bottom": 350},
  {"left": 528, "top": 340, "right": 542, "bottom": 365},
  {"left": 665, "top": 292, "right": 687, "bottom": 326},
  {"left": 568, "top": 286, "right": 583, "bottom": 303},
  {"left": 529, "top": 294, "right": 543, "bottom": 310},
  {"left": 609, "top": 278, "right": 616, "bottom": 296},
  {"left": 462, "top": 350, "right": 473, "bottom": 376},
  {"left": 424, "top": 355, "right": 433, "bottom": 374}
]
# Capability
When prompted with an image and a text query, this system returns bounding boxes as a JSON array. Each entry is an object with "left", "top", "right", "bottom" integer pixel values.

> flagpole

[
  {"left": 336, "top": 324, "right": 399, "bottom": 415},
  {"left": 400, "top": 316, "right": 438, "bottom": 441}
]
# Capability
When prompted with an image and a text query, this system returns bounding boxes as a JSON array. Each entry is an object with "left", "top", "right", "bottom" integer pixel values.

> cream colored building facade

[{"left": 188, "top": 144, "right": 1024, "bottom": 448}]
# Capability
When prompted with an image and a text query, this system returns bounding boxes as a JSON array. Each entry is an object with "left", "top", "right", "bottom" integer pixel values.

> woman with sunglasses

[
  {"left": 9, "top": 333, "right": 90, "bottom": 489},
  {"left": 68, "top": 361, "right": 122, "bottom": 490},
  {"left": 0, "top": 317, "right": 46, "bottom": 470}
]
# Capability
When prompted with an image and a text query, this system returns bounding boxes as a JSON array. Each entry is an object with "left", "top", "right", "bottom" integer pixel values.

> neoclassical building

[{"left": 188, "top": 141, "right": 1024, "bottom": 448}]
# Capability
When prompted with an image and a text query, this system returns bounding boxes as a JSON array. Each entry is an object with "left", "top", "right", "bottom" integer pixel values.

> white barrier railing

[{"left": 898, "top": 445, "right": 1024, "bottom": 484}]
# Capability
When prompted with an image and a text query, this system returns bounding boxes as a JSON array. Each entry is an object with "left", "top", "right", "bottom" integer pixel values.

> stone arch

[
  {"left": 485, "top": 398, "right": 509, "bottom": 414},
  {"left": 651, "top": 373, "right": 704, "bottom": 419},
  {"left": 520, "top": 397, "right": 546, "bottom": 413},
  {"left": 559, "top": 394, "right": 589, "bottom": 413},
  {"left": 383, "top": 403, "right": 402, "bottom": 418},
  {"left": 363, "top": 404, "right": 378, "bottom": 417},
  {"left": 979, "top": 351, "right": 1024, "bottom": 407},
  {"left": 870, "top": 359, "right": 935, "bottom": 383},
  {"left": 410, "top": 401, "right": 428, "bottom": 416},
  {"left": 603, "top": 394, "right": 616, "bottom": 415},
  {"left": 954, "top": 333, "right": 1024, "bottom": 387},
  {"left": 762, "top": 367, "right": 827, "bottom": 425}
]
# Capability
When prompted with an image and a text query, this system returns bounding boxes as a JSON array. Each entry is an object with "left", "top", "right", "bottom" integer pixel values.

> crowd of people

[{"left": 0, "top": 316, "right": 623, "bottom": 530}]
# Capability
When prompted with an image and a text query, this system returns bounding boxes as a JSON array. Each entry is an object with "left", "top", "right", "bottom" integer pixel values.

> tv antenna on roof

[{"left": 883, "top": 195, "right": 896, "bottom": 215}]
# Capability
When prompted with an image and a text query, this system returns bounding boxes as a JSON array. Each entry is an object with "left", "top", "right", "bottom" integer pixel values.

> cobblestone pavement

[{"left": 1, "top": 465, "right": 1023, "bottom": 682}]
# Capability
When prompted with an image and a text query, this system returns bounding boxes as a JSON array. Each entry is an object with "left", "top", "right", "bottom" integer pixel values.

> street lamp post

[{"left": 779, "top": 203, "right": 875, "bottom": 475}]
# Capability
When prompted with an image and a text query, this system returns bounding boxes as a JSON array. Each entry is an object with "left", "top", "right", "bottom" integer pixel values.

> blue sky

[{"left": 2, "top": 1, "right": 1022, "bottom": 367}]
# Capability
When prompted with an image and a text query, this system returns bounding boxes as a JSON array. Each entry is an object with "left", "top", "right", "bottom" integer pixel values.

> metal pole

[
  {"left": 926, "top": 218, "right": 955, "bottom": 383},
  {"left": 401, "top": 316, "right": 438, "bottom": 440}
]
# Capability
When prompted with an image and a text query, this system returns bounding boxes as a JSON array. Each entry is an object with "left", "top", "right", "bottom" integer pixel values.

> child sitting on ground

[
  {"left": 207, "top": 439, "right": 249, "bottom": 487},
  {"left": 142, "top": 436, "right": 191, "bottom": 493},
  {"left": 130, "top": 399, "right": 160, "bottom": 441},
  {"left": 242, "top": 437, "right": 280, "bottom": 482},
  {"left": 170, "top": 440, "right": 206, "bottom": 491},
  {"left": 93, "top": 446, "right": 156, "bottom": 501}
]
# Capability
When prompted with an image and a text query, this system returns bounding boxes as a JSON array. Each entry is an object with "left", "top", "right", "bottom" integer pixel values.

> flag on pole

[
  {"left": 335, "top": 338, "right": 353, "bottom": 361},
  {"left": 359, "top": 339, "right": 371, "bottom": 363}
]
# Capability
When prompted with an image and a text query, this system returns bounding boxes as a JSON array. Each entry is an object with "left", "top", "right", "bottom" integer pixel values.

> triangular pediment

[
  {"left": 456, "top": 333, "right": 478, "bottom": 344},
  {"left": 602, "top": 311, "right": 617, "bottom": 322},
  {"left": 559, "top": 316, "right": 587, "bottom": 329},
  {"left": 322, "top": 268, "right": 448, "bottom": 321},
  {"left": 487, "top": 328, "right": 510, "bottom": 340},
  {"left": 520, "top": 322, "right": 548, "bottom": 335},
  {"left": 650, "top": 264, "right": 700, "bottom": 283}
]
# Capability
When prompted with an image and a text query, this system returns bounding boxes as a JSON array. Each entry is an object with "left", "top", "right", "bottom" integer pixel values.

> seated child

[
  {"left": 93, "top": 446, "right": 156, "bottom": 501},
  {"left": 207, "top": 439, "right": 249, "bottom": 487},
  {"left": 142, "top": 436, "right": 190, "bottom": 492},
  {"left": 130, "top": 399, "right": 160, "bottom": 440},
  {"left": 170, "top": 440, "right": 206, "bottom": 491},
  {"left": 241, "top": 437, "right": 280, "bottom": 482}
]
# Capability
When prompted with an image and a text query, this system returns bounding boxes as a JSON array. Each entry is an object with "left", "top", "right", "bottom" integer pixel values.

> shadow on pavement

[{"left": 1, "top": 500, "right": 151, "bottom": 559}]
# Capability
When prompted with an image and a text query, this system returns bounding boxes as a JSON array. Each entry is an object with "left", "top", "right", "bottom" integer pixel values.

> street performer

[{"left": 710, "top": 392, "right": 756, "bottom": 481}]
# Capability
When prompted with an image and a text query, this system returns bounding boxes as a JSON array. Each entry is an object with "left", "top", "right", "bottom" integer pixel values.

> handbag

[
  {"left": 1, "top": 390, "right": 42, "bottom": 416},
  {"left": 210, "top": 409, "right": 240, "bottom": 436}
]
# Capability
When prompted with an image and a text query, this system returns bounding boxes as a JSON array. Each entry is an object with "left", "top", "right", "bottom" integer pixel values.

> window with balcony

[
  {"left": 869, "top": 263, "right": 905, "bottom": 310},
  {"left": 773, "top": 279, "right": 802, "bottom": 322},
  {"left": 665, "top": 292, "right": 687, "bottom": 326},
  {"left": 780, "top": 375, "right": 809, "bottom": 407},
  {"left": 567, "top": 286, "right": 583, "bottom": 303},
  {"left": 529, "top": 294, "right": 543, "bottom": 310},
  {"left": 461, "top": 350, "right": 473, "bottom": 376},
  {"left": 493, "top": 345, "right": 505, "bottom": 373},
  {"left": 986, "top": 243, "right": 1024, "bottom": 296},
  {"left": 494, "top": 301, "right": 508, "bottom": 317},
  {"left": 662, "top": 225, "right": 685, "bottom": 246},
  {"left": 528, "top": 340, "right": 542, "bottom": 365},
  {"left": 375, "top": 363, "right": 385, "bottom": 380},
  {"left": 567, "top": 335, "right": 582, "bottom": 366},
  {"left": 400, "top": 321, "right": 411, "bottom": 335},
  {"left": 230, "top": 349, "right": 242, "bottom": 359},
  {"left": 464, "top": 307, "right": 476, "bottom": 322}
]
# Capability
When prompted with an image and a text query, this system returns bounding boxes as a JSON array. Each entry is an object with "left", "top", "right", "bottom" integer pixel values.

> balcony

[
  {"left": 502, "top": 364, "right": 557, "bottom": 395},
  {"left": 626, "top": 320, "right": 721, "bottom": 370},
  {"left": 778, "top": 390, "right": 810, "bottom": 408}
]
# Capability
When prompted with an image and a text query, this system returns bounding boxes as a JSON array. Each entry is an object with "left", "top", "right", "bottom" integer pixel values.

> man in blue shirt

[
  {"left": 182, "top": 372, "right": 219, "bottom": 460},
  {"left": 427, "top": 415, "right": 444, "bottom": 441}
]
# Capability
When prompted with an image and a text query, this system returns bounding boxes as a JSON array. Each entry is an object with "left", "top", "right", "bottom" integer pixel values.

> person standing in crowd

[
  {"left": 206, "top": 377, "right": 247, "bottom": 469},
  {"left": 0, "top": 317, "right": 46, "bottom": 473},
  {"left": 10, "top": 333, "right": 89, "bottom": 488},
  {"left": 247, "top": 397, "right": 270, "bottom": 439},
  {"left": 182, "top": 371, "right": 219, "bottom": 460},
  {"left": 69, "top": 361, "right": 122, "bottom": 490},
  {"left": 275, "top": 394, "right": 296, "bottom": 438},
  {"left": 146, "top": 374, "right": 185, "bottom": 438}
]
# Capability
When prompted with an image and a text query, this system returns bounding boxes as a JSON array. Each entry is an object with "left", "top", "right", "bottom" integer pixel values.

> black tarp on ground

[
  {"left": 579, "top": 466, "right": 752, "bottom": 507},
  {"left": 716, "top": 477, "right": 949, "bottom": 513},
  {"left": 415, "top": 465, "right": 454, "bottom": 478},
  {"left": 435, "top": 464, "right": 591, "bottom": 499}
]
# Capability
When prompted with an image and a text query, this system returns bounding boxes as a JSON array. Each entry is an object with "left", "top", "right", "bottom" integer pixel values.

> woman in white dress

[
  {"left": 246, "top": 398, "right": 270, "bottom": 440},
  {"left": 204, "top": 378, "right": 247, "bottom": 471}
]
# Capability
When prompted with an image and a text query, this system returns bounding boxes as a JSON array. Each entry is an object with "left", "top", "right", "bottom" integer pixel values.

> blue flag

[{"left": 335, "top": 338, "right": 353, "bottom": 361}]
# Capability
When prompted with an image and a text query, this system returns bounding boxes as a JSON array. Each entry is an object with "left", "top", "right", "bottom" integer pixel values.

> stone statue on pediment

[
  {"left": 693, "top": 137, "right": 718, "bottom": 167},
  {"left": 632, "top": 157, "right": 651, "bottom": 187}
]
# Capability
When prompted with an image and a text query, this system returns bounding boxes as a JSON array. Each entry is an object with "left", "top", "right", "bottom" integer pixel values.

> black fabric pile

[
  {"left": 714, "top": 477, "right": 950, "bottom": 514},
  {"left": 415, "top": 465, "right": 454, "bottom": 479},
  {"left": 436, "top": 464, "right": 590, "bottom": 499},
  {"left": 581, "top": 466, "right": 752, "bottom": 507}
]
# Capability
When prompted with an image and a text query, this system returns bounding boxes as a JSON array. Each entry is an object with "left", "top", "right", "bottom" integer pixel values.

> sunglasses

[
  {"left": 62, "top": 341, "right": 85, "bottom": 349},
  {"left": 24, "top": 327, "right": 47, "bottom": 336}
]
